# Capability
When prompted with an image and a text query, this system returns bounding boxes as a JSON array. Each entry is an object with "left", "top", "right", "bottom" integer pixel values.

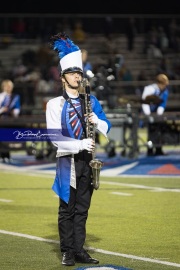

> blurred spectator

[
  {"left": 0, "top": 60, "right": 7, "bottom": 80},
  {"left": 36, "top": 43, "right": 51, "bottom": 76},
  {"left": 118, "top": 63, "right": 133, "bottom": 94},
  {"left": 137, "top": 69, "right": 148, "bottom": 81},
  {"left": 11, "top": 58, "right": 28, "bottom": 80},
  {"left": 102, "top": 35, "right": 118, "bottom": 55},
  {"left": 93, "top": 65, "right": 116, "bottom": 109},
  {"left": 0, "top": 35, "right": 13, "bottom": 49},
  {"left": 104, "top": 16, "right": 113, "bottom": 39},
  {"left": 157, "top": 26, "right": 169, "bottom": 54},
  {"left": 81, "top": 49, "right": 93, "bottom": 78},
  {"left": 72, "top": 20, "right": 86, "bottom": 43},
  {"left": 61, "top": 18, "right": 73, "bottom": 37},
  {"left": 168, "top": 19, "right": 180, "bottom": 51},
  {"left": 148, "top": 25, "right": 159, "bottom": 47},
  {"left": 22, "top": 49, "right": 37, "bottom": 67},
  {"left": 119, "top": 63, "right": 133, "bottom": 82},
  {"left": 143, "top": 25, "right": 159, "bottom": 55},
  {"left": 135, "top": 70, "right": 149, "bottom": 96},
  {"left": 147, "top": 44, "right": 163, "bottom": 59},
  {"left": 113, "top": 54, "right": 124, "bottom": 80},
  {"left": 156, "top": 56, "right": 176, "bottom": 80},
  {"left": 125, "top": 17, "right": 137, "bottom": 51},
  {"left": 172, "top": 57, "right": 180, "bottom": 79},
  {"left": 23, "top": 67, "right": 41, "bottom": 105},
  {"left": 47, "top": 59, "right": 60, "bottom": 82},
  {"left": 10, "top": 58, "right": 28, "bottom": 105},
  {"left": 11, "top": 18, "right": 26, "bottom": 39}
]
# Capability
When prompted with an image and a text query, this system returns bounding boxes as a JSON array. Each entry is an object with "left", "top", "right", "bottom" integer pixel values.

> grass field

[{"left": 0, "top": 170, "right": 180, "bottom": 270}]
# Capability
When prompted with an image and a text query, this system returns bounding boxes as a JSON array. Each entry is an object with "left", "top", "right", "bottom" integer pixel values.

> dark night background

[{"left": 1, "top": 1, "right": 180, "bottom": 14}]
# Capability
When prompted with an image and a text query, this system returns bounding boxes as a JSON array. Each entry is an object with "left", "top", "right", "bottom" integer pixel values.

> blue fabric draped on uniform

[{"left": 52, "top": 156, "right": 71, "bottom": 203}]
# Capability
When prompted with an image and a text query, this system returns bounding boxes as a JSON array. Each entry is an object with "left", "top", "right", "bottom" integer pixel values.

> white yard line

[
  {"left": 0, "top": 199, "right": 13, "bottom": 202},
  {"left": 111, "top": 192, "right": 133, "bottom": 196},
  {"left": 0, "top": 230, "right": 180, "bottom": 268},
  {"left": 1, "top": 169, "right": 180, "bottom": 193},
  {"left": 101, "top": 181, "right": 180, "bottom": 192}
]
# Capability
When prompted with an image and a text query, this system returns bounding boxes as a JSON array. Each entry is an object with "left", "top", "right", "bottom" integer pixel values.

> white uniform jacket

[{"left": 46, "top": 93, "right": 111, "bottom": 203}]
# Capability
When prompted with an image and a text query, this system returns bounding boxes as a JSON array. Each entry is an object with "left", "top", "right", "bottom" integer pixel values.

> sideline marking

[
  {"left": 101, "top": 181, "right": 180, "bottom": 192},
  {"left": 101, "top": 162, "right": 139, "bottom": 176},
  {"left": 75, "top": 265, "right": 131, "bottom": 270},
  {"left": 0, "top": 230, "right": 180, "bottom": 268},
  {"left": 1, "top": 164, "right": 180, "bottom": 179},
  {"left": 1, "top": 169, "right": 180, "bottom": 193},
  {"left": 0, "top": 199, "right": 13, "bottom": 202},
  {"left": 1, "top": 162, "right": 139, "bottom": 177},
  {"left": 111, "top": 192, "right": 133, "bottom": 196}
]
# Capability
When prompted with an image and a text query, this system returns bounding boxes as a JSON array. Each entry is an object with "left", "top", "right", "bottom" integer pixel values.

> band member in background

[
  {"left": 0, "top": 79, "right": 21, "bottom": 118},
  {"left": 141, "top": 73, "right": 169, "bottom": 156},
  {"left": 0, "top": 79, "right": 21, "bottom": 162},
  {"left": 46, "top": 33, "right": 111, "bottom": 266}
]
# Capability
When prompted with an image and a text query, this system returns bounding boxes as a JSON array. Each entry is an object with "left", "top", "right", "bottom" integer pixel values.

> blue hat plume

[
  {"left": 51, "top": 32, "right": 80, "bottom": 59},
  {"left": 50, "top": 32, "right": 83, "bottom": 75}
]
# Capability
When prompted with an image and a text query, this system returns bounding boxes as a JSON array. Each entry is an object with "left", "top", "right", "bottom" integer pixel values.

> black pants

[
  {"left": 147, "top": 146, "right": 163, "bottom": 156},
  {"left": 58, "top": 151, "right": 94, "bottom": 254},
  {"left": 0, "top": 142, "right": 10, "bottom": 160}
]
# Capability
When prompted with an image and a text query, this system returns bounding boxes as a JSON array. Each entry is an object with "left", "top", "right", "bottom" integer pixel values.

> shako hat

[{"left": 50, "top": 32, "right": 83, "bottom": 76}]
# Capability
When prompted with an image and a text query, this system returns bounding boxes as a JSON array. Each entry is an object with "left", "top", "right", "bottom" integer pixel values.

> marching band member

[
  {"left": 0, "top": 79, "right": 21, "bottom": 162},
  {"left": 141, "top": 73, "right": 169, "bottom": 156},
  {"left": 46, "top": 33, "right": 111, "bottom": 266}
]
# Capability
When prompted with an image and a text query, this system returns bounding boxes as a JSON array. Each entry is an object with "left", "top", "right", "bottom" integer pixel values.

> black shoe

[
  {"left": 75, "top": 250, "right": 99, "bottom": 264},
  {"left": 154, "top": 147, "right": 166, "bottom": 156},
  {"left": 62, "top": 251, "right": 75, "bottom": 266},
  {"left": 147, "top": 148, "right": 154, "bottom": 156}
]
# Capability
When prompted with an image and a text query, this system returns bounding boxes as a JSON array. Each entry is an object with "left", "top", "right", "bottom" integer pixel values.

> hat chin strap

[{"left": 64, "top": 76, "right": 80, "bottom": 90}]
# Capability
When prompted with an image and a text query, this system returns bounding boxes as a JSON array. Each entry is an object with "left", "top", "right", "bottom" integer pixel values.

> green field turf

[{"left": 0, "top": 171, "right": 180, "bottom": 270}]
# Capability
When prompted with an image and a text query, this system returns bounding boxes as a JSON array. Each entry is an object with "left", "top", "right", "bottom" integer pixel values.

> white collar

[{"left": 67, "top": 92, "right": 79, "bottom": 99}]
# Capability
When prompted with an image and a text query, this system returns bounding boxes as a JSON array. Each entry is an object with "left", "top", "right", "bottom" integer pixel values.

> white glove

[
  {"left": 148, "top": 116, "right": 154, "bottom": 123},
  {"left": 89, "top": 112, "right": 98, "bottom": 125},
  {"left": 80, "top": 138, "right": 94, "bottom": 152}
]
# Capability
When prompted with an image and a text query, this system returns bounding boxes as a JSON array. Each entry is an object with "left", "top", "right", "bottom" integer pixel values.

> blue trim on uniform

[
  {"left": 91, "top": 95, "right": 112, "bottom": 132},
  {"left": 52, "top": 156, "right": 71, "bottom": 203},
  {"left": 150, "top": 88, "right": 169, "bottom": 112},
  {"left": 1, "top": 94, "right": 21, "bottom": 113}
]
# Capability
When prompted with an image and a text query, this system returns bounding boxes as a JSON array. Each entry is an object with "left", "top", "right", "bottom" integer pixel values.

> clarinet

[{"left": 82, "top": 78, "right": 103, "bottom": 190}]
